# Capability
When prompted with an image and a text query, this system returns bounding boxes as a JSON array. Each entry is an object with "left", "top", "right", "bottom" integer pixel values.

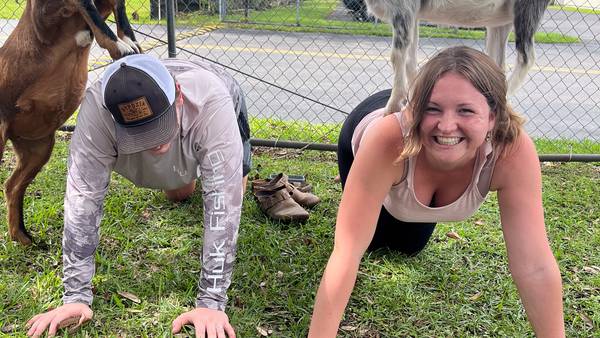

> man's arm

[
  {"left": 26, "top": 88, "right": 117, "bottom": 337},
  {"left": 62, "top": 126, "right": 114, "bottom": 305},
  {"left": 194, "top": 96, "right": 243, "bottom": 311},
  {"left": 171, "top": 84, "right": 243, "bottom": 337},
  {"left": 61, "top": 87, "right": 117, "bottom": 305}
]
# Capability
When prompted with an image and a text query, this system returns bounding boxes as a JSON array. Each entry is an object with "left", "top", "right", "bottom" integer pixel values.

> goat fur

[
  {"left": 364, "top": 0, "right": 551, "bottom": 112},
  {"left": 0, "top": 0, "right": 140, "bottom": 245}
]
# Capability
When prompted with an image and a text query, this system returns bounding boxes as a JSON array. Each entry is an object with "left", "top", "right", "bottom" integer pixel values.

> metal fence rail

[{"left": 1, "top": 0, "right": 599, "bottom": 157}]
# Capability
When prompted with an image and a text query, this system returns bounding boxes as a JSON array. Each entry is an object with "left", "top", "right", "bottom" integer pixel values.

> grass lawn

[
  {"left": 0, "top": 0, "right": 580, "bottom": 43},
  {"left": 549, "top": 5, "right": 600, "bottom": 15},
  {"left": 0, "top": 131, "right": 599, "bottom": 336},
  {"left": 247, "top": 118, "right": 600, "bottom": 155}
]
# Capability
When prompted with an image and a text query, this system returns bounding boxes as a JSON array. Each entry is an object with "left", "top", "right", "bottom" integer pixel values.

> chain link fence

[{"left": 1, "top": 0, "right": 599, "bottom": 157}]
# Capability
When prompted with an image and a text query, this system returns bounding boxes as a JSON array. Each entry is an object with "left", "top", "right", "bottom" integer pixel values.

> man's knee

[{"left": 165, "top": 180, "right": 196, "bottom": 202}]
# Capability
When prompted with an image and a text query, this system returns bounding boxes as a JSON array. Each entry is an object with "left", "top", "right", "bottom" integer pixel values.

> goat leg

[
  {"left": 0, "top": 121, "right": 8, "bottom": 164},
  {"left": 385, "top": 11, "right": 417, "bottom": 113},
  {"left": 76, "top": 0, "right": 137, "bottom": 60},
  {"left": 5, "top": 134, "right": 55, "bottom": 245},
  {"left": 114, "top": 0, "right": 142, "bottom": 54},
  {"left": 485, "top": 24, "right": 512, "bottom": 72}
]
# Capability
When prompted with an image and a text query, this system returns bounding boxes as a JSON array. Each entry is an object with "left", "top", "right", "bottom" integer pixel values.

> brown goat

[{"left": 0, "top": 0, "right": 141, "bottom": 245}]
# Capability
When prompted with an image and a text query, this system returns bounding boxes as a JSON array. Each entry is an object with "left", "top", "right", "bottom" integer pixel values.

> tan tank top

[{"left": 351, "top": 109, "right": 497, "bottom": 223}]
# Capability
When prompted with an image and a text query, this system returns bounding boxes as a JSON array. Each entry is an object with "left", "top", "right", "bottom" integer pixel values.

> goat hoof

[
  {"left": 384, "top": 100, "right": 406, "bottom": 114},
  {"left": 10, "top": 230, "right": 33, "bottom": 246}
]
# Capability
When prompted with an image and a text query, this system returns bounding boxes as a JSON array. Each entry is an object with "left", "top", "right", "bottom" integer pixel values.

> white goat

[{"left": 365, "top": 0, "right": 551, "bottom": 112}]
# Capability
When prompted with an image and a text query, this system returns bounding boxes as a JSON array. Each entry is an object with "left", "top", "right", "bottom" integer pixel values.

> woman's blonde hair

[{"left": 397, "top": 46, "right": 525, "bottom": 161}]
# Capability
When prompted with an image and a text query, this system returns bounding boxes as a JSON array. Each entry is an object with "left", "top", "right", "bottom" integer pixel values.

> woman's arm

[
  {"left": 308, "top": 115, "right": 403, "bottom": 337},
  {"left": 494, "top": 133, "right": 565, "bottom": 338}
]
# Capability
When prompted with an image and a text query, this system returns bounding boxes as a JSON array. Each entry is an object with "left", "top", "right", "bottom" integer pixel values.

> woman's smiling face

[{"left": 419, "top": 71, "right": 495, "bottom": 170}]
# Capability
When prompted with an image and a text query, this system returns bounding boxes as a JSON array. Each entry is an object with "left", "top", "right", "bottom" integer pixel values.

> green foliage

[
  {"left": 548, "top": 5, "right": 600, "bottom": 15},
  {"left": 0, "top": 136, "right": 599, "bottom": 336},
  {"left": 535, "top": 138, "right": 600, "bottom": 154},
  {"left": 251, "top": 118, "right": 341, "bottom": 144},
  {"left": 248, "top": 117, "right": 600, "bottom": 155}
]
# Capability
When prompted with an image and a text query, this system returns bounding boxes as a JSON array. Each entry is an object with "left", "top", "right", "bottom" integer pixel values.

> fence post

[
  {"left": 296, "top": 0, "right": 300, "bottom": 26},
  {"left": 219, "top": 0, "right": 226, "bottom": 21},
  {"left": 166, "top": 0, "right": 177, "bottom": 57}
]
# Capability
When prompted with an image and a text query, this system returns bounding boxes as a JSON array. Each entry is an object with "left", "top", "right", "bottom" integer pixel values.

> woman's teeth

[{"left": 435, "top": 136, "right": 461, "bottom": 145}]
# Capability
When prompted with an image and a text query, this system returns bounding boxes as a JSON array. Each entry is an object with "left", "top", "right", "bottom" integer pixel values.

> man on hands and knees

[{"left": 26, "top": 54, "right": 252, "bottom": 338}]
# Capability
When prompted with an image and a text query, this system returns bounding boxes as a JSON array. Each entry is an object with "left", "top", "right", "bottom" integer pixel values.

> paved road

[
  {"left": 175, "top": 28, "right": 599, "bottom": 141},
  {"left": 1, "top": 10, "right": 599, "bottom": 141},
  {"left": 541, "top": 8, "right": 600, "bottom": 42}
]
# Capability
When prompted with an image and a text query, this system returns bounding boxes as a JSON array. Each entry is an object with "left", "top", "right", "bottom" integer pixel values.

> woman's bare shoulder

[{"left": 492, "top": 131, "right": 539, "bottom": 190}]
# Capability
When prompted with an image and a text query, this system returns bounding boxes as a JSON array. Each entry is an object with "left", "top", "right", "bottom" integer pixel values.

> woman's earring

[{"left": 485, "top": 131, "right": 492, "bottom": 142}]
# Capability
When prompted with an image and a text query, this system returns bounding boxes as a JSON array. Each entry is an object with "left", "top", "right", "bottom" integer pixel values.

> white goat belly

[{"left": 420, "top": 0, "right": 514, "bottom": 27}]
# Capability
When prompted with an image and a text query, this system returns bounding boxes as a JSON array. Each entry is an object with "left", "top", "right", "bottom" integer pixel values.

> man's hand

[
  {"left": 172, "top": 307, "right": 235, "bottom": 338},
  {"left": 26, "top": 303, "right": 93, "bottom": 337}
]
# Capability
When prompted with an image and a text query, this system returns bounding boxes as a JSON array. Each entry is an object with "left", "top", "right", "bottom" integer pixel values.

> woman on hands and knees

[{"left": 308, "top": 46, "right": 564, "bottom": 338}]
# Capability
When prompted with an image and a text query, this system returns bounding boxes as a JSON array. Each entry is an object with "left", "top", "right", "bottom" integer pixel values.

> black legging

[{"left": 337, "top": 89, "right": 436, "bottom": 255}]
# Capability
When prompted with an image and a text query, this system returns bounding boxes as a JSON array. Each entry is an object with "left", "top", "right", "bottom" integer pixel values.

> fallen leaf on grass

[
  {"left": 58, "top": 316, "right": 90, "bottom": 334},
  {"left": 469, "top": 291, "right": 483, "bottom": 301},
  {"left": 276, "top": 271, "right": 284, "bottom": 278},
  {"left": 140, "top": 209, "right": 152, "bottom": 221},
  {"left": 259, "top": 281, "right": 267, "bottom": 288},
  {"left": 474, "top": 220, "right": 485, "bottom": 226},
  {"left": 234, "top": 295, "right": 244, "bottom": 308},
  {"left": 580, "top": 313, "right": 593, "bottom": 327},
  {"left": 341, "top": 325, "right": 357, "bottom": 331},
  {"left": 1, "top": 324, "right": 17, "bottom": 333},
  {"left": 446, "top": 231, "right": 461, "bottom": 240},
  {"left": 117, "top": 291, "right": 141, "bottom": 303},
  {"left": 256, "top": 325, "right": 269, "bottom": 336},
  {"left": 582, "top": 266, "right": 600, "bottom": 274}
]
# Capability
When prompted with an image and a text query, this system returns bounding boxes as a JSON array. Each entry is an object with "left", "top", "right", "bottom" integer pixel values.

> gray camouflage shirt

[{"left": 62, "top": 58, "right": 244, "bottom": 311}]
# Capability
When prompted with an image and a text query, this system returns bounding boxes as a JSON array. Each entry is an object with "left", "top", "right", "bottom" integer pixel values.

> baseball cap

[{"left": 102, "top": 54, "right": 177, "bottom": 154}]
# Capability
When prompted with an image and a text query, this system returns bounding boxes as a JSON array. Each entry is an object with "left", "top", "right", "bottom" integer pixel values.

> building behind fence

[{"left": 1, "top": 0, "right": 599, "bottom": 156}]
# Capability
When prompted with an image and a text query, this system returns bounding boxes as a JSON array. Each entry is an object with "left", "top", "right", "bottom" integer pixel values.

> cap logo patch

[{"left": 118, "top": 97, "right": 154, "bottom": 123}]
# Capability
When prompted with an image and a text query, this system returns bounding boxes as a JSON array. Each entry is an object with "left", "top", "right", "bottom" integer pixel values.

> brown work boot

[
  {"left": 252, "top": 178, "right": 312, "bottom": 193},
  {"left": 253, "top": 173, "right": 320, "bottom": 208},
  {"left": 254, "top": 184, "right": 309, "bottom": 222},
  {"left": 292, "top": 181, "right": 313, "bottom": 193},
  {"left": 285, "top": 181, "right": 320, "bottom": 208}
]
